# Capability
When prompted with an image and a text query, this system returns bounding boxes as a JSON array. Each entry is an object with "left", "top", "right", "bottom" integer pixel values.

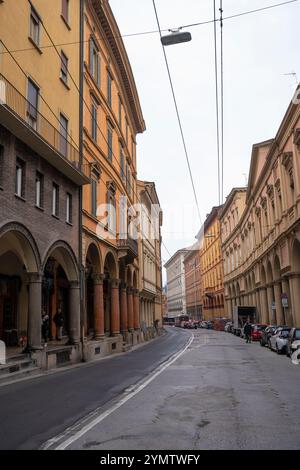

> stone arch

[
  {"left": 273, "top": 255, "right": 281, "bottom": 280},
  {"left": 126, "top": 265, "right": 133, "bottom": 287},
  {"left": 42, "top": 241, "right": 79, "bottom": 282},
  {"left": 266, "top": 261, "right": 273, "bottom": 284},
  {"left": 104, "top": 251, "right": 118, "bottom": 279},
  {"left": 261, "top": 265, "right": 267, "bottom": 285},
  {"left": 85, "top": 240, "right": 103, "bottom": 273},
  {"left": 133, "top": 270, "right": 138, "bottom": 290},
  {"left": 0, "top": 222, "right": 40, "bottom": 272}
]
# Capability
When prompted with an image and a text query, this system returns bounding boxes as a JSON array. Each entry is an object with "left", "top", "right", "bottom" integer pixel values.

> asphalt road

[
  {"left": 0, "top": 328, "right": 190, "bottom": 450},
  {"left": 63, "top": 329, "right": 300, "bottom": 451}
]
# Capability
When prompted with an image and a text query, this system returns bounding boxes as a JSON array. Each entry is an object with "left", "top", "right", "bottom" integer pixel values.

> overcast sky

[{"left": 110, "top": 0, "right": 300, "bottom": 280}]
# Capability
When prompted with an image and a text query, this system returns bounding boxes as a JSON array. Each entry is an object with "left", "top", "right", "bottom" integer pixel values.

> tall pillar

[
  {"left": 255, "top": 290, "right": 261, "bottom": 322},
  {"left": 69, "top": 281, "right": 81, "bottom": 344},
  {"left": 127, "top": 287, "right": 134, "bottom": 331},
  {"left": 274, "top": 282, "right": 284, "bottom": 325},
  {"left": 27, "top": 273, "right": 42, "bottom": 350},
  {"left": 133, "top": 289, "right": 140, "bottom": 330},
  {"left": 111, "top": 279, "right": 120, "bottom": 336},
  {"left": 120, "top": 282, "right": 128, "bottom": 334},
  {"left": 260, "top": 287, "right": 268, "bottom": 324},
  {"left": 281, "top": 277, "right": 291, "bottom": 325},
  {"left": 288, "top": 275, "right": 300, "bottom": 326},
  {"left": 94, "top": 274, "right": 105, "bottom": 339},
  {"left": 266, "top": 285, "right": 274, "bottom": 324}
]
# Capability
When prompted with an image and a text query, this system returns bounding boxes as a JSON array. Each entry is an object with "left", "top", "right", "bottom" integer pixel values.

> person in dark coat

[
  {"left": 244, "top": 321, "right": 253, "bottom": 343},
  {"left": 53, "top": 308, "right": 64, "bottom": 340}
]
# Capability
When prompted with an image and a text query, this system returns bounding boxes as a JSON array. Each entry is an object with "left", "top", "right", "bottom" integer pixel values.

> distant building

[
  {"left": 164, "top": 249, "right": 188, "bottom": 317},
  {"left": 184, "top": 243, "right": 202, "bottom": 320}
]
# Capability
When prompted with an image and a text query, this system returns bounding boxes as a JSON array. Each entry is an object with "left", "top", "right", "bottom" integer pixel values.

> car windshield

[
  {"left": 256, "top": 325, "right": 266, "bottom": 330},
  {"left": 294, "top": 330, "right": 300, "bottom": 340},
  {"left": 280, "top": 330, "right": 290, "bottom": 338}
]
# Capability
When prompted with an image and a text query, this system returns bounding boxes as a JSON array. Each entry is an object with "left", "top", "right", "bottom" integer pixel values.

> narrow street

[
  {"left": 49, "top": 328, "right": 300, "bottom": 451},
  {"left": 0, "top": 329, "right": 189, "bottom": 450}
]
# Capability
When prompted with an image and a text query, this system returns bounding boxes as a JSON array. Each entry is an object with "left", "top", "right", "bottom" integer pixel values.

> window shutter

[
  {"left": 89, "top": 37, "right": 93, "bottom": 75},
  {"left": 97, "top": 55, "right": 101, "bottom": 88}
]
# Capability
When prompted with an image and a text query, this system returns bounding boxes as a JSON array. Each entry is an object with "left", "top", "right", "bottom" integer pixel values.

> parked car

[
  {"left": 260, "top": 325, "right": 277, "bottom": 347},
  {"left": 251, "top": 323, "right": 267, "bottom": 341},
  {"left": 269, "top": 327, "right": 291, "bottom": 354},
  {"left": 224, "top": 322, "right": 233, "bottom": 332},
  {"left": 286, "top": 328, "right": 300, "bottom": 357}
]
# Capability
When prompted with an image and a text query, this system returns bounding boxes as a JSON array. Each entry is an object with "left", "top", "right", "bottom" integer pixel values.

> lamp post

[{"left": 161, "top": 29, "right": 192, "bottom": 47}]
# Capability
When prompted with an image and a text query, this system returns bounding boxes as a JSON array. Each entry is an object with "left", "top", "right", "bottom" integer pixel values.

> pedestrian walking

[
  {"left": 244, "top": 321, "right": 253, "bottom": 343},
  {"left": 53, "top": 308, "right": 64, "bottom": 340},
  {"left": 41, "top": 310, "right": 49, "bottom": 347}
]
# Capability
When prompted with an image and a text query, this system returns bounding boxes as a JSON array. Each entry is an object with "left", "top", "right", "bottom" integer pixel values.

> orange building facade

[
  {"left": 184, "top": 244, "right": 202, "bottom": 320},
  {"left": 81, "top": 0, "right": 146, "bottom": 359},
  {"left": 199, "top": 206, "right": 225, "bottom": 321}
]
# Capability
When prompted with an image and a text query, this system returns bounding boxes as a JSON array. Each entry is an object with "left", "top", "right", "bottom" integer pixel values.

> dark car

[
  {"left": 286, "top": 328, "right": 300, "bottom": 357},
  {"left": 260, "top": 325, "right": 277, "bottom": 347}
]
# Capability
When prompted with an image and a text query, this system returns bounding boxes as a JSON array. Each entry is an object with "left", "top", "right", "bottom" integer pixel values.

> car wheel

[
  {"left": 276, "top": 344, "right": 281, "bottom": 354},
  {"left": 260, "top": 340, "right": 264, "bottom": 347},
  {"left": 268, "top": 340, "right": 272, "bottom": 350}
]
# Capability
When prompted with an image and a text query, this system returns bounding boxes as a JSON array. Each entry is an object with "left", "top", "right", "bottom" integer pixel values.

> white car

[{"left": 269, "top": 328, "right": 291, "bottom": 354}]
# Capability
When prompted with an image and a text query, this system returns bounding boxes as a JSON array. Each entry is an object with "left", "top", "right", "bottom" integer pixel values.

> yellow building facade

[{"left": 199, "top": 206, "right": 224, "bottom": 321}]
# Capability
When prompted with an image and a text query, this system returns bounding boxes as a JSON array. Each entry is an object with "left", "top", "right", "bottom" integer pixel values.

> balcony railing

[
  {"left": 118, "top": 236, "right": 138, "bottom": 259},
  {"left": 0, "top": 73, "right": 90, "bottom": 183}
]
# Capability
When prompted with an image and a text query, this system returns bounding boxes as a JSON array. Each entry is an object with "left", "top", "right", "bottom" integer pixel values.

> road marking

[{"left": 41, "top": 332, "right": 194, "bottom": 450}]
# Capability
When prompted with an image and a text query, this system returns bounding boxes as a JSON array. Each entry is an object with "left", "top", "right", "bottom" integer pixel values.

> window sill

[
  {"left": 66, "top": 221, "right": 73, "bottom": 227},
  {"left": 60, "top": 76, "right": 70, "bottom": 90},
  {"left": 35, "top": 204, "right": 44, "bottom": 212},
  {"left": 28, "top": 36, "right": 43, "bottom": 54},
  {"left": 61, "top": 14, "right": 71, "bottom": 30},
  {"left": 0, "top": 186, "right": 3, "bottom": 191},
  {"left": 15, "top": 194, "right": 26, "bottom": 202},
  {"left": 52, "top": 214, "right": 60, "bottom": 220}
]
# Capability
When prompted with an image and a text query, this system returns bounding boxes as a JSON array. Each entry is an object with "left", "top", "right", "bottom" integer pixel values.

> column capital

[
  {"left": 93, "top": 273, "right": 105, "bottom": 284},
  {"left": 127, "top": 287, "right": 134, "bottom": 295},
  {"left": 120, "top": 281, "right": 127, "bottom": 290},
  {"left": 111, "top": 278, "right": 120, "bottom": 289},
  {"left": 133, "top": 289, "right": 140, "bottom": 297},
  {"left": 28, "top": 272, "right": 42, "bottom": 283},
  {"left": 69, "top": 280, "right": 80, "bottom": 289}
]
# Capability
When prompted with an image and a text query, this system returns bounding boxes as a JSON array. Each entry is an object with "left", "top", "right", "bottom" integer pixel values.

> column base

[{"left": 94, "top": 334, "right": 106, "bottom": 341}]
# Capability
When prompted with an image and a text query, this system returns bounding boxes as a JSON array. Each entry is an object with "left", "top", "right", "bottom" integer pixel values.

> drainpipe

[{"left": 79, "top": 0, "right": 85, "bottom": 357}]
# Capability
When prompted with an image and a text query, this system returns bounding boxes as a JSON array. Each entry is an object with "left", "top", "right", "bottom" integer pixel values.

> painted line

[{"left": 42, "top": 332, "right": 194, "bottom": 450}]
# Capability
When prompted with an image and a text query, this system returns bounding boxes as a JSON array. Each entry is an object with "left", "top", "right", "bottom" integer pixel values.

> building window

[
  {"left": 91, "top": 102, "right": 97, "bottom": 141},
  {"left": 125, "top": 119, "right": 129, "bottom": 144},
  {"left": 60, "top": 113, "right": 68, "bottom": 157},
  {"left": 107, "top": 72, "right": 112, "bottom": 107},
  {"left": 30, "top": 6, "right": 40, "bottom": 46},
  {"left": 91, "top": 176, "right": 97, "bottom": 217},
  {"left": 118, "top": 95, "right": 122, "bottom": 128},
  {"left": 66, "top": 192, "right": 72, "bottom": 223},
  {"left": 120, "top": 145, "right": 125, "bottom": 182},
  {"left": 35, "top": 171, "right": 44, "bottom": 208},
  {"left": 89, "top": 37, "right": 100, "bottom": 87},
  {"left": 61, "top": 0, "right": 69, "bottom": 23},
  {"left": 15, "top": 158, "right": 25, "bottom": 198},
  {"left": 27, "top": 78, "right": 39, "bottom": 129},
  {"left": 0, "top": 145, "right": 4, "bottom": 187},
  {"left": 52, "top": 183, "right": 59, "bottom": 217},
  {"left": 60, "top": 50, "right": 68, "bottom": 84},
  {"left": 107, "top": 125, "right": 113, "bottom": 162},
  {"left": 107, "top": 191, "right": 116, "bottom": 232}
]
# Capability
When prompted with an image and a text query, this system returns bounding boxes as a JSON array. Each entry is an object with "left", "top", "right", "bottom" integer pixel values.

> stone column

[
  {"left": 127, "top": 288, "right": 134, "bottom": 331},
  {"left": 69, "top": 281, "right": 81, "bottom": 344},
  {"left": 281, "top": 277, "right": 291, "bottom": 325},
  {"left": 111, "top": 279, "right": 120, "bottom": 336},
  {"left": 94, "top": 274, "right": 105, "bottom": 339},
  {"left": 274, "top": 282, "right": 284, "bottom": 325},
  {"left": 255, "top": 290, "right": 261, "bottom": 322},
  {"left": 27, "top": 273, "right": 42, "bottom": 350},
  {"left": 288, "top": 275, "right": 300, "bottom": 327},
  {"left": 266, "top": 285, "right": 274, "bottom": 324},
  {"left": 120, "top": 282, "right": 128, "bottom": 334},
  {"left": 260, "top": 287, "right": 268, "bottom": 324},
  {"left": 133, "top": 289, "right": 140, "bottom": 330}
]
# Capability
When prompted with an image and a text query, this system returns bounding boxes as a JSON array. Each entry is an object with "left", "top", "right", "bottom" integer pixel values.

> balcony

[
  {"left": 0, "top": 73, "right": 90, "bottom": 185},
  {"left": 117, "top": 236, "right": 138, "bottom": 263},
  {"left": 204, "top": 286, "right": 215, "bottom": 298}
]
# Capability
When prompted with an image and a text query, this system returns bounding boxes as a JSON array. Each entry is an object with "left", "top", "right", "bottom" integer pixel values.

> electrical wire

[
  {"left": 213, "top": 0, "right": 221, "bottom": 206},
  {"left": 220, "top": 0, "right": 224, "bottom": 205},
  {"left": 0, "top": 0, "right": 297, "bottom": 56},
  {"left": 152, "top": 0, "right": 202, "bottom": 225}
]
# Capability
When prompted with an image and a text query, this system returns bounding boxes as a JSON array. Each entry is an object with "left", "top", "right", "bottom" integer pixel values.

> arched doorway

[
  {"left": 0, "top": 225, "right": 40, "bottom": 349},
  {"left": 290, "top": 239, "right": 300, "bottom": 325},
  {"left": 42, "top": 243, "right": 79, "bottom": 344},
  {"left": 103, "top": 252, "right": 118, "bottom": 336},
  {"left": 85, "top": 243, "right": 102, "bottom": 337}
]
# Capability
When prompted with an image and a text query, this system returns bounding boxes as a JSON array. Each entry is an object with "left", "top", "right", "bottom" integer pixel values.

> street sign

[
  {"left": 271, "top": 301, "right": 276, "bottom": 311},
  {"left": 281, "top": 293, "right": 289, "bottom": 308}
]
